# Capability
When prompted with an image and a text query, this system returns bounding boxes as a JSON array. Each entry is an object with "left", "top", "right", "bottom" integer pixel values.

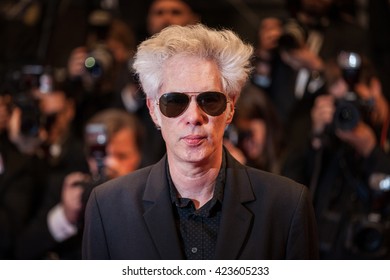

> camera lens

[
  {"left": 334, "top": 100, "right": 360, "bottom": 131},
  {"left": 354, "top": 226, "right": 384, "bottom": 253},
  {"left": 84, "top": 46, "right": 114, "bottom": 80},
  {"left": 85, "top": 56, "right": 103, "bottom": 78}
]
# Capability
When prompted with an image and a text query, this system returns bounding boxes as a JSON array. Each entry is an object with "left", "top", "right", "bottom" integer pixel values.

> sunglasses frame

[{"left": 156, "top": 91, "right": 230, "bottom": 118}]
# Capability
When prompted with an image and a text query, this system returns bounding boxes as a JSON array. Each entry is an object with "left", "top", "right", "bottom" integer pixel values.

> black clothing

[
  {"left": 15, "top": 132, "right": 89, "bottom": 259},
  {"left": 0, "top": 133, "right": 45, "bottom": 259},
  {"left": 168, "top": 152, "right": 225, "bottom": 260},
  {"left": 83, "top": 150, "right": 319, "bottom": 260},
  {"left": 283, "top": 119, "right": 390, "bottom": 259}
]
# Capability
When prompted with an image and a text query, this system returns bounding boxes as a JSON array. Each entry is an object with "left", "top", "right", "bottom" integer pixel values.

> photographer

[
  {"left": 13, "top": 74, "right": 90, "bottom": 260},
  {"left": 0, "top": 91, "right": 45, "bottom": 259},
  {"left": 282, "top": 53, "right": 390, "bottom": 259},
  {"left": 224, "top": 82, "right": 285, "bottom": 174},
  {"left": 66, "top": 10, "right": 137, "bottom": 138},
  {"left": 253, "top": 0, "right": 370, "bottom": 129},
  {"left": 15, "top": 108, "right": 143, "bottom": 259}
]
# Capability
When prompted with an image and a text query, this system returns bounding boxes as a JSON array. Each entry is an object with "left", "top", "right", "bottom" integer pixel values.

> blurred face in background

[
  {"left": 38, "top": 91, "right": 75, "bottom": 144},
  {"left": 103, "top": 128, "right": 141, "bottom": 179},
  {"left": 258, "top": 17, "right": 282, "bottom": 52},
  {"left": 147, "top": 0, "right": 199, "bottom": 35},
  {"left": 0, "top": 95, "right": 11, "bottom": 132},
  {"left": 235, "top": 118, "right": 267, "bottom": 161}
]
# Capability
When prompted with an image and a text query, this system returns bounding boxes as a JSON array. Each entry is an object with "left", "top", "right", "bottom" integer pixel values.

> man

[
  {"left": 0, "top": 93, "right": 44, "bottom": 259},
  {"left": 146, "top": 0, "right": 200, "bottom": 36},
  {"left": 13, "top": 80, "right": 89, "bottom": 259},
  {"left": 283, "top": 56, "right": 390, "bottom": 259},
  {"left": 82, "top": 24, "right": 319, "bottom": 260}
]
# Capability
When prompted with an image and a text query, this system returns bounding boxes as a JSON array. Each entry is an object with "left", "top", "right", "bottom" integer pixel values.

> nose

[{"left": 184, "top": 95, "right": 206, "bottom": 124}]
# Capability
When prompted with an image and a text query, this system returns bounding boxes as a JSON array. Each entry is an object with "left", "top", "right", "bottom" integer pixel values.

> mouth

[{"left": 181, "top": 135, "right": 207, "bottom": 146}]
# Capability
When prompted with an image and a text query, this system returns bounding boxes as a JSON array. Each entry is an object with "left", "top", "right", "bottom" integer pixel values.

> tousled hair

[{"left": 133, "top": 24, "right": 254, "bottom": 99}]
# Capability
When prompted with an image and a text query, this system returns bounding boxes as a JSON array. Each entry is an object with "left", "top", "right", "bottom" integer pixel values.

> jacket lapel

[
  {"left": 214, "top": 152, "right": 255, "bottom": 259},
  {"left": 142, "top": 156, "right": 184, "bottom": 259}
]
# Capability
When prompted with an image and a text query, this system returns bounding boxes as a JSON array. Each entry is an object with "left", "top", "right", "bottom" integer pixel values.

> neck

[{"left": 168, "top": 152, "right": 222, "bottom": 209}]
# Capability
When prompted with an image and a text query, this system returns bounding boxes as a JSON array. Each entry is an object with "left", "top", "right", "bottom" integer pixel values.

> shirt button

[{"left": 191, "top": 247, "right": 198, "bottom": 254}]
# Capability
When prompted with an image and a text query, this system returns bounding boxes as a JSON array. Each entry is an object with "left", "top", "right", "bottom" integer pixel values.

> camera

[
  {"left": 13, "top": 91, "right": 41, "bottom": 137},
  {"left": 332, "top": 52, "right": 373, "bottom": 131},
  {"left": 346, "top": 213, "right": 390, "bottom": 258},
  {"left": 83, "top": 10, "right": 115, "bottom": 81},
  {"left": 85, "top": 123, "right": 108, "bottom": 181},
  {"left": 333, "top": 91, "right": 369, "bottom": 131},
  {"left": 6, "top": 65, "right": 51, "bottom": 137},
  {"left": 224, "top": 124, "right": 252, "bottom": 147},
  {"left": 84, "top": 45, "right": 114, "bottom": 80}
]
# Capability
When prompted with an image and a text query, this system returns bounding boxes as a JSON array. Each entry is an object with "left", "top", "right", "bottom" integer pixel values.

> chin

[{"left": 185, "top": 147, "right": 216, "bottom": 163}]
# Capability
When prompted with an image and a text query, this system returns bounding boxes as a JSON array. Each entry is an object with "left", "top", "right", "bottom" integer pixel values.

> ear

[
  {"left": 146, "top": 98, "right": 161, "bottom": 128},
  {"left": 226, "top": 97, "right": 236, "bottom": 124}
]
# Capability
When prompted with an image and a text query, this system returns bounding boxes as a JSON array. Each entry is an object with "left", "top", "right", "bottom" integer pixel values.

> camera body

[
  {"left": 346, "top": 213, "right": 390, "bottom": 258},
  {"left": 8, "top": 65, "right": 50, "bottom": 137},
  {"left": 332, "top": 52, "right": 373, "bottom": 131},
  {"left": 223, "top": 124, "right": 252, "bottom": 148},
  {"left": 84, "top": 44, "right": 114, "bottom": 80},
  {"left": 13, "top": 91, "right": 41, "bottom": 137},
  {"left": 85, "top": 123, "right": 108, "bottom": 181},
  {"left": 333, "top": 91, "right": 373, "bottom": 131}
]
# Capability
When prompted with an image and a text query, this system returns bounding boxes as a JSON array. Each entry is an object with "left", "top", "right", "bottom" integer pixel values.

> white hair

[{"left": 132, "top": 24, "right": 253, "bottom": 99}]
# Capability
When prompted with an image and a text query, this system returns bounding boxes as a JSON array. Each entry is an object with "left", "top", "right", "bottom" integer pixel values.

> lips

[{"left": 182, "top": 135, "right": 206, "bottom": 146}]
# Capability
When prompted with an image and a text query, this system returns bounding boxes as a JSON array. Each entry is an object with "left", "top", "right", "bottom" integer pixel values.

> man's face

[
  {"left": 104, "top": 128, "right": 141, "bottom": 179},
  {"left": 235, "top": 118, "right": 267, "bottom": 161},
  {"left": 147, "top": 0, "right": 198, "bottom": 35},
  {"left": 147, "top": 55, "right": 235, "bottom": 165},
  {"left": 38, "top": 91, "right": 74, "bottom": 143}
]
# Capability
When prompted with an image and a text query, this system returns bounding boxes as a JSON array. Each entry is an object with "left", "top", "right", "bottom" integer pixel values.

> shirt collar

[{"left": 168, "top": 150, "right": 226, "bottom": 207}]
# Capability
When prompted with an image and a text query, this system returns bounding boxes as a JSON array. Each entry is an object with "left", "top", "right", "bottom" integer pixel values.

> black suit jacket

[{"left": 82, "top": 151, "right": 319, "bottom": 259}]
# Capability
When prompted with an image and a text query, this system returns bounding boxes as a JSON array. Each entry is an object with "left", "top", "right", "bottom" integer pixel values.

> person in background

[
  {"left": 282, "top": 53, "right": 390, "bottom": 259},
  {"left": 15, "top": 107, "right": 143, "bottom": 259},
  {"left": 146, "top": 0, "right": 200, "bottom": 37},
  {"left": 111, "top": 0, "right": 203, "bottom": 167},
  {"left": 13, "top": 77, "right": 89, "bottom": 260},
  {"left": 82, "top": 23, "right": 318, "bottom": 260},
  {"left": 224, "top": 82, "right": 285, "bottom": 174},
  {"left": 66, "top": 10, "right": 137, "bottom": 138},
  {"left": 0, "top": 91, "right": 44, "bottom": 259},
  {"left": 253, "top": 0, "right": 370, "bottom": 130}
]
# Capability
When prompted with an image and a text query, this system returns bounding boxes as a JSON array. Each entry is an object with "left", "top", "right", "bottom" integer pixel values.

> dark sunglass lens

[
  {"left": 197, "top": 92, "right": 227, "bottom": 116},
  {"left": 159, "top": 93, "right": 189, "bottom": 118}
]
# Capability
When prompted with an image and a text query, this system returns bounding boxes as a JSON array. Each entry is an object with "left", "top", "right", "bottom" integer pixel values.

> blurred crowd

[{"left": 0, "top": 0, "right": 390, "bottom": 260}]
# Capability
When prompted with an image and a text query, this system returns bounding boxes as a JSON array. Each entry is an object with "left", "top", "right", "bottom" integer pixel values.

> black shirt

[{"left": 168, "top": 153, "right": 226, "bottom": 260}]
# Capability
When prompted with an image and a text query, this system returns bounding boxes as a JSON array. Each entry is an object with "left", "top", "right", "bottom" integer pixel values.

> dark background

[{"left": 0, "top": 0, "right": 389, "bottom": 100}]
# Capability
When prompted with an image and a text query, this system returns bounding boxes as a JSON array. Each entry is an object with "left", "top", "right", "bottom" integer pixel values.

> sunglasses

[{"left": 157, "top": 91, "right": 229, "bottom": 118}]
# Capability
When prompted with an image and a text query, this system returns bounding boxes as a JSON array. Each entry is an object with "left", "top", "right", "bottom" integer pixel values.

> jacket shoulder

[{"left": 93, "top": 165, "right": 154, "bottom": 199}]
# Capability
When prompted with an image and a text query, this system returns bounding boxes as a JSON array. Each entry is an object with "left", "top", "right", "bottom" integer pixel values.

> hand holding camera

[
  {"left": 336, "top": 122, "right": 376, "bottom": 157},
  {"left": 311, "top": 94, "right": 335, "bottom": 136},
  {"left": 67, "top": 47, "right": 89, "bottom": 79}
]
